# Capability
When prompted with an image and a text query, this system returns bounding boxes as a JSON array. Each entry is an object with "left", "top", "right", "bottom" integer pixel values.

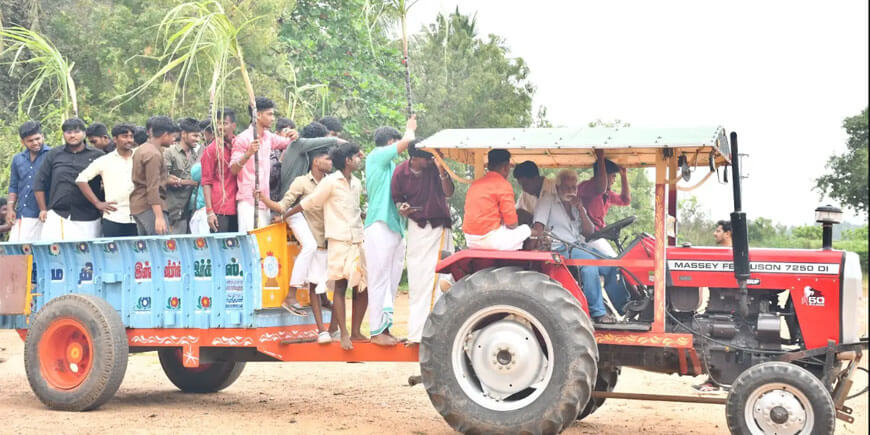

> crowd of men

[{"left": 2, "top": 100, "right": 731, "bottom": 351}]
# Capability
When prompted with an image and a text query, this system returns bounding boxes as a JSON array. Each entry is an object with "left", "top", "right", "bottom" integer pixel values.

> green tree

[
  {"left": 410, "top": 9, "right": 534, "bottom": 137},
  {"left": 815, "top": 107, "right": 868, "bottom": 214},
  {"left": 278, "top": 0, "right": 406, "bottom": 142}
]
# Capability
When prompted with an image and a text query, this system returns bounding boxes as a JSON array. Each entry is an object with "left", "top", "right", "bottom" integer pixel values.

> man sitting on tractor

[
  {"left": 533, "top": 169, "right": 629, "bottom": 324},
  {"left": 513, "top": 160, "right": 555, "bottom": 224},
  {"left": 462, "top": 149, "right": 531, "bottom": 250}
]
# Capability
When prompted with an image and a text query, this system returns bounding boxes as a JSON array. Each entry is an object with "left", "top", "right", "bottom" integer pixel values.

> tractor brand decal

[
  {"left": 166, "top": 296, "right": 181, "bottom": 310},
  {"left": 78, "top": 262, "right": 94, "bottom": 285},
  {"left": 197, "top": 296, "right": 212, "bottom": 310},
  {"left": 163, "top": 260, "right": 182, "bottom": 281},
  {"left": 801, "top": 286, "right": 825, "bottom": 307},
  {"left": 194, "top": 259, "right": 212, "bottom": 280},
  {"left": 135, "top": 261, "right": 152, "bottom": 282},
  {"left": 136, "top": 297, "right": 152, "bottom": 311},
  {"left": 668, "top": 260, "right": 840, "bottom": 275}
]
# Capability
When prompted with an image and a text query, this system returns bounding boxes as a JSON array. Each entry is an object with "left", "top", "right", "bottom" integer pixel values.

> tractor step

[{"left": 593, "top": 321, "right": 651, "bottom": 331}]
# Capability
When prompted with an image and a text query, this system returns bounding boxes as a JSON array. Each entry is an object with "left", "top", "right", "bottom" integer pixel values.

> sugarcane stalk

[
  {"left": 400, "top": 11, "right": 412, "bottom": 115},
  {"left": 236, "top": 44, "right": 260, "bottom": 229}
]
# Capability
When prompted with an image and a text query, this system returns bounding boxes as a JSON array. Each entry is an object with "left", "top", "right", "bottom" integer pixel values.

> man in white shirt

[
  {"left": 76, "top": 123, "right": 138, "bottom": 237},
  {"left": 514, "top": 160, "right": 556, "bottom": 220}
]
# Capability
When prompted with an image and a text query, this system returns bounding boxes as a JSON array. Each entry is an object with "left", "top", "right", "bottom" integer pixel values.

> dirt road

[{"left": 1, "top": 293, "right": 866, "bottom": 434}]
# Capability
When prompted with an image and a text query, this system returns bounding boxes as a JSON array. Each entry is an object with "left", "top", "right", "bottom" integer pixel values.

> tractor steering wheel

[{"left": 586, "top": 215, "right": 636, "bottom": 243}]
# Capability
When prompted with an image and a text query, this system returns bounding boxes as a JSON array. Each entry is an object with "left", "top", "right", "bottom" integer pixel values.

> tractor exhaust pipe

[
  {"left": 815, "top": 205, "right": 843, "bottom": 250},
  {"left": 729, "top": 132, "right": 751, "bottom": 318}
]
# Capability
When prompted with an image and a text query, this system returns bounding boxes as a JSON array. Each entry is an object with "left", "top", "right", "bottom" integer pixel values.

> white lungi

[
  {"left": 40, "top": 210, "right": 100, "bottom": 241},
  {"left": 8, "top": 217, "right": 44, "bottom": 242},
  {"left": 464, "top": 224, "right": 531, "bottom": 251},
  {"left": 287, "top": 212, "right": 317, "bottom": 288},
  {"left": 406, "top": 221, "right": 454, "bottom": 343},
  {"left": 237, "top": 201, "right": 271, "bottom": 232},
  {"left": 188, "top": 208, "right": 210, "bottom": 235},
  {"left": 308, "top": 249, "right": 328, "bottom": 294},
  {"left": 364, "top": 221, "right": 405, "bottom": 336},
  {"left": 587, "top": 238, "right": 618, "bottom": 257}
]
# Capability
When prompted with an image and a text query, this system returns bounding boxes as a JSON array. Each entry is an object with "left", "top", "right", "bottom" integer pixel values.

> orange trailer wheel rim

[{"left": 38, "top": 318, "right": 94, "bottom": 390}]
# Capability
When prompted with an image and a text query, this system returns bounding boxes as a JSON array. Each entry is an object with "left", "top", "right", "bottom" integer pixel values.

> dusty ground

[{"left": 0, "top": 293, "right": 866, "bottom": 435}]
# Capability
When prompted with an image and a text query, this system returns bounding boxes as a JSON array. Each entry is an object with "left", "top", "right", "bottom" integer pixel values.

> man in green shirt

[{"left": 364, "top": 115, "right": 416, "bottom": 346}]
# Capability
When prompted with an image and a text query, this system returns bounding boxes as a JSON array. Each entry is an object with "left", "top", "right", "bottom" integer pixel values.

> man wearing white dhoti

[
  {"left": 391, "top": 142, "right": 455, "bottom": 343},
  {"left": 363, "top": 115, "right": 417, "bottom": 347}
]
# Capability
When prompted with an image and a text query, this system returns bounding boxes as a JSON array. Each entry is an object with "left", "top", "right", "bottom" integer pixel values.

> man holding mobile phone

[{"left": 391, "top": 140, "right": 454, "bottom": 344}]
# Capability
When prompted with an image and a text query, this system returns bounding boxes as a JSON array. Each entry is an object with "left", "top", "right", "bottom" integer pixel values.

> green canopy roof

[{"left": 419, "top": 126, "right": 731, "bottom": 169}]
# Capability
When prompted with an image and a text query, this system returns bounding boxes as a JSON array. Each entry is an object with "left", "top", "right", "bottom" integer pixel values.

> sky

[{"left": 404, "top": 0, "right": 869, "bottom": 227}]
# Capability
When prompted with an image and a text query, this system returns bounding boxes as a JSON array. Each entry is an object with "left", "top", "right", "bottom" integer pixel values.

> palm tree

[
  {"left": 0, "top": 26, "right": 78, "bottom": 120},
  {"left": 115, "top": 0, "right": 266, "bottom": 228}
]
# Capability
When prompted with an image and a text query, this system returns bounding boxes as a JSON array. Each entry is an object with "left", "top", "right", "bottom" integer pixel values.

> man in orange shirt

[{"left": 462, "top": 149, "right": 531, "bottom": 250}]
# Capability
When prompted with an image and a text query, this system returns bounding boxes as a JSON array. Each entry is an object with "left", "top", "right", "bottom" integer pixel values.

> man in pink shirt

[
  {"left": 230, "top": 97, "right": 292, "bottom": 232},
  {"left": 577, "top": 149, "right": 631, "bottom": 230}
]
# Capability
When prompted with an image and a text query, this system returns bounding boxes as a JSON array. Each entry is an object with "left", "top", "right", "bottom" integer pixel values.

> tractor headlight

[{"left": 841, "top": 252, "right": 862, "bottom": 343}]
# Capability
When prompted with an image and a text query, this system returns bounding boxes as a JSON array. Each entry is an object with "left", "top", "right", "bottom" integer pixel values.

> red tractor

[{"left": 415, "top": 127, "right": 867, "bottom": 434}]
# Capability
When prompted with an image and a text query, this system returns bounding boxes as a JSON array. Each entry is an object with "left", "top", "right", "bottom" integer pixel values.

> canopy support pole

[
  {"left": 668, "top": 156, "right": 678, "bottom": 246},
  {"left": 652, "top": 150, "right": 668, "bottom": 332}
]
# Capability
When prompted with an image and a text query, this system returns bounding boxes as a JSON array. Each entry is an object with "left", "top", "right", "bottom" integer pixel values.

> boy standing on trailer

[
  {"left": 200, "top": 108, "right": 238, "bottom": 233},
  {"left": 230, "top": 97, "right": 293, "bottom": 232},
  {"left": 364, "top": 115, "right": 417, "bottom": 347},
  {"left": 75, "top": 123, "right": 139, "bottom": 237},
  {"left": 6, "top": 121, "right": 51, "bottom": 242},
  {"left": 283, "top": 142, "right": 367, "bottom": 350},
  {"left": 34, "top": 118, "right": 105, "bottom": 241},
  {"left": 130, "top": 116, "right": 179, "bottom": 235},
  {"left": 261, "top": 147, "right": 334, "bottom": 341},
  {"left": 164, "top": 117, "right": 203, "bottom": 234}
]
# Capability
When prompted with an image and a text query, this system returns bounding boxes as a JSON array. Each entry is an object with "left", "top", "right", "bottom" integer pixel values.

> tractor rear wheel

[
  {"left": 158, "top": 348, "right": 245, "bottom": 393},
  {"left": 24, "top": 294, "right": 129, "bottom": 411},
  {"left": 577, "top": 367, "right": 619, "bottom": 420},
  {"left": 725, "top": 361, "right": 835, "bottom": 435},
  {"left": 420, "top": 266, "right": 598, "bottom": 434}
]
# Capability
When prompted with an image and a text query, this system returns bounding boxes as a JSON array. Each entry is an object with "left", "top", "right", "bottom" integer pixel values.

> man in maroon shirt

[
  {"left": 200, "top": 108, "right": 238, "bottom": 232},
  {"left": 391, "top": 141, "right": 454, "bottom": 343}
]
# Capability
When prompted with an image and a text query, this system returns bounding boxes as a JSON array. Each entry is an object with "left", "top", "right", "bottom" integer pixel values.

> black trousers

[
  {"left": 102, "top": 218, "right": 139, "bottom": 237},
  {"left": 211, "top": 214, "right": 238, "bottom": 233}
]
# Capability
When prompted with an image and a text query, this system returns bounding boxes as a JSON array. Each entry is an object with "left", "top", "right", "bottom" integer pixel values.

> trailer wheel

[
  {"left": 158, "top": 349, "right": 245, "bottom": 393},
  {"left": 24, "top": 294, "right": 128, "bottom": 411},
  {"left": 577, "top": 367, "right": 619, "bottom": 420},
  {"left": 725, "top": 361, "right": 835, "bottom": 435},
  {"left": 420, "top": 266, "right": 597, "bottom": 434}
]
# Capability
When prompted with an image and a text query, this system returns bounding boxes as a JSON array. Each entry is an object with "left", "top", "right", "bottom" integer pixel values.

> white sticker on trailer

[{"left": 667, "top": 260, "right": 840, "bottom": 275}]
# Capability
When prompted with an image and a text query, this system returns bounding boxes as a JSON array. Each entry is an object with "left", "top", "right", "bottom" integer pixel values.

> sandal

[
  {"left": 281, "top": 300, "right": 306, "bottom": 316},
  {"left": 692, "top": 381, "right": 721, "bottom": 394}
]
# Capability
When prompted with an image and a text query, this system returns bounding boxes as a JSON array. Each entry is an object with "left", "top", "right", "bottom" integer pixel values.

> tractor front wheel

[
  {"left": 725, "top": 361, "right": 835, "bottom": 435},
  {"left": 420, "top": 266, "right": 598, "bottom": 434},
  {"left": 24, "top": 294, "right": 129, "bottom": 411},
  {"left": 158, "top": 348, "right": 245, "bottom": 393}
]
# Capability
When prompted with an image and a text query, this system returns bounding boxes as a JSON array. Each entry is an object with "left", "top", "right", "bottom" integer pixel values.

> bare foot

[
  {"left": 350, "top": 334, "right": 369, "bottom": 342},
  {"left": 371, "top": 333, "right": 398, "bottom": 347},
  {"left": 340, "top": 334, "right": 353, "bottom": 350}
]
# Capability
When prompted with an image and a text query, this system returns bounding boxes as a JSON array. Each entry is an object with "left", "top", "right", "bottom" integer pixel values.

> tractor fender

[{"left": 437, "top": 249, "right": 589, "bottom": 315}]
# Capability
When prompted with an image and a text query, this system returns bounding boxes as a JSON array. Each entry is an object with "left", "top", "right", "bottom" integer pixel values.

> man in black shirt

[{"left": 34, "top": 118, "right": 105, "bottom": 241}]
